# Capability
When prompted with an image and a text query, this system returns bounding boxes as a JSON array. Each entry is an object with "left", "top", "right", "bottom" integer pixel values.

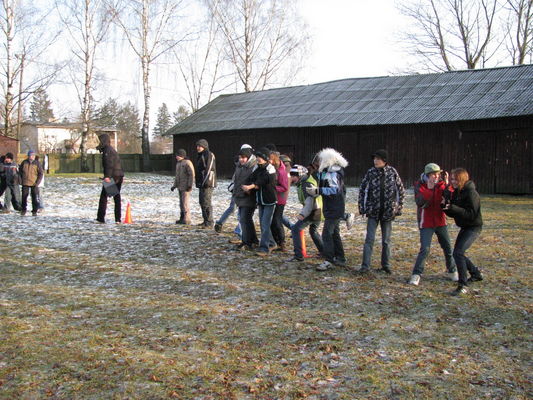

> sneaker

[
  {"left": 447, "top": 271, "right": 459, "bottom": 282},
  {"left": 268, "top": 244, "right": 278, "bottom": 253},
  {"left": 228, "top": 238, "right": 242, "bottom": 244},
  {"left": 175, "top": 219, "right": 184, "bottom": 224},
  {"left": 379, "top": 267, "right": 392, "bottom": 275},
  {"left": 409, "top": 274, "right": 421, "bottom": 285},
  {"left": 214, "top": 223, "right": 223, "bottom": 233},
  {"left": 358, "top": 265, "right": 370, "bottom": 273},
  {"left": 236, "top": 243, "right": 253, "bottom": 251},
  {"left": 345, "top": 213, "right": 355, "bottom": 230},
  {"left": 288, "top": 256, "right": 304, "bottom": 262},
  {"left": 256, "top": 250, "right": 269, "bottom": 257},
  {"left": 451, "top": 285, "right": 468, "bottom": 296},
  {"left": 96, "top": 219, "right": 105, "bottom": 224},
  {"left": 316, "top": 260, "right": 332, "bottom": 271},
  {"left": 20, "top": 210, "right": 27, "bottom": 216},
  {"left": 333, "top": 259, "right": 347, "bottom": 268},
  {"left": 32, "top": 211, "right": 38, "bottom": 216},
  {"left": 467, "top": 273, "right": 483, "bottom": 283}
]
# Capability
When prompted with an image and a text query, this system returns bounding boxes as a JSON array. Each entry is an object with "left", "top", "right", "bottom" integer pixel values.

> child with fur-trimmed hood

[{"left": 306, "top": 148, "right": 348, "bottom": 271}]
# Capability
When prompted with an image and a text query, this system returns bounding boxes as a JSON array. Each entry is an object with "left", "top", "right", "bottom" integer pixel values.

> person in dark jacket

[
  {"left": 96, "top": 133, "right": 124, "bottom": 223},
  {"left": 242, "top": 147, "right": 277, "bottom": 256},
  {"left": 409, "top": 163, "right": 457, "bottom": 286},
  {"left": 306, "top": 148, "right": 348, "bottom": 271},
  {"left": 0, "top": 153, "right": 21, "bottom": 212},
  {"left": 232, "top": 147, "right": 258, "bottom": 251},
  {"left": 358, "top": 149, "right": 405, "bottom": 274},
  {"left": 19, "top": 150, "right": 43, "bottom": 216},
  {"left": 442, "top": 168, "right": 484, "bottom": 296},
  {"left": 195, "top": 139, "right": 216, "bottom": 228}
]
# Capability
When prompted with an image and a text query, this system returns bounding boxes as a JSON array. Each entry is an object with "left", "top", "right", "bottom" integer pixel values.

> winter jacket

[
  {"left": 274, "top": 162, "right": 289, "bottom": 205},
  {"left": 2, "top": 161, "right": 20, "bottom": 185},
  {"left": 414, "top": 174, "right": 452, "bottom": 229},
  {"left": 173, "top": 158, "right": 195, "bottom": 192},
  {"left": 97, "top": 134, "right": 124, "bottom": 180},
  {"left": 19, "top": 159, "right": 43, "bottom": 187},
  {"left": 443, "top": 180, "right": 483, "bottom": 228},
  {"left": 316, "top": 148, "right": 347, "bottom": 220},
  {"left": 248, "top": 162, "right": 277, "bottom": 206},
  {"left": 195, "top": 149, "right": 216, "bottom": 188},
  {"left": 233, "top": 155, "right": 258, "bottom": 208},
  {"left": 297, "top": 174, "right": 323, "bottom": 222},
  {"left": 358, "top": 165, "right": 405, "bottom": 221}
]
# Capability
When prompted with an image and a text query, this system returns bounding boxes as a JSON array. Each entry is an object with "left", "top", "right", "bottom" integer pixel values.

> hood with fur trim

[{"left": 317, "top": 148, "right": 348, "bottom": 172}]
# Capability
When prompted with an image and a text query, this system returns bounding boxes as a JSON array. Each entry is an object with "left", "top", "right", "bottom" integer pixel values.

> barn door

[{"left": 494, "top": 129, "right": 532, "bottom": 194}]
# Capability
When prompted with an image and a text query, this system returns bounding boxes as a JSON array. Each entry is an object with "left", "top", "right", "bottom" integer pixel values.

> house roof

[{"left": 169, "top": 64, "right": 533, "bottom": 135}]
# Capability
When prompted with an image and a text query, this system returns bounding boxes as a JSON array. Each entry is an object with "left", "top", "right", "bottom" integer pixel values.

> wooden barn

[
  {"left": 0, "top": 135, "right": 19, "bottom": 161},
  {"left": 169, "top": 65, "right": 533, "bottom": 194}
]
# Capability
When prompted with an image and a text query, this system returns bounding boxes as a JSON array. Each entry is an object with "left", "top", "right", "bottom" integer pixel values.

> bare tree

[
  {"left": 398, "top": 0, "right": 500, "bottom": 71},
  {"left": 0, "top": 0, "right": 61, "bottom": 138},
  {"left": 110, "top": 0, "right": 184, "bottom": 171},
  {"left": 504, "top": 0, "right": 533, "bottom": 64},
  {"left": 205, "top": 0, "right": 309, "bottom": 92},
  {"left": 56, "top": 0, "right": 114, "bottom": 171}
]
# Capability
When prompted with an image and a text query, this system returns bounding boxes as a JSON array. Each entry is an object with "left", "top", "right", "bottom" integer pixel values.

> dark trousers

[
  {"left": 270, "top": 204, "right": 286, "bottom": 246},
  {"left": 97, "top": 177, "right": 123, "bottom": 222},
  {"left": 1, "top": 182, "right": 21, "bottom": 211},
  {"left": 199, "top": 187, "right": 213, "bottom": 225},
  {"left": 291, "top": 219, "right": 323, "bottom": 259},
  {"left": 239, "top": 206, "right": 257, "bottom": 246},
  {"left": 21, "top": 186, "right": 40, "bottom": 213},
  {"left": 322, "top": 218, "right": 345, "bottom": 263},
  {"left": 453, "top": 226, "right": 482, "bottom": 286}
]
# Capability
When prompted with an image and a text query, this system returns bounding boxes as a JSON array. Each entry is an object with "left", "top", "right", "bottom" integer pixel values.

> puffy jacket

[
  {"left": 249, "top": 162, "right": 277, "bottom": 206},
  {"left": 316, "top": 148, "right": 348, "bottom": 220},
  {"left": 358, "top": 165, "right": 404, "bottom": 221},
  {"left": 233, "top": 155, "right": 257, "bottom": 208},
  {"left": 97, "top": 134, "right": 124, "bottom": 179},
  {"left": 274, "top": 161, "right": 289, "bottom": 205},
  {"left": 174, "top": 159, "right": 195, "bottom": 192},
  {"left": 444, "top": 180, "right": 483, "bottom": 228},
  {"left": 19, "top": 159, "right": 43, "bottom": 186},
  {"left": 2, "top": 161, "right": 20, "bottom": 185},
  {"left": 195, "top": 149, "right": 216, "bottom": 188},
  {"left": 414, "top": 175, "right": 452, "bottom": 228}
]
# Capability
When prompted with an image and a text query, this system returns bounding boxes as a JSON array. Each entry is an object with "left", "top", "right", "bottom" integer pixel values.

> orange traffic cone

[
  {"left": 123, "top": 202, "right": 133, "bottom": 224},
  {"left": 300, "top": 229, "right": 308, "bottom": 258}
]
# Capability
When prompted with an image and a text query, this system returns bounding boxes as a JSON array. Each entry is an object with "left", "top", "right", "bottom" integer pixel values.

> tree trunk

[{"left": 141, "top": 55, "right": 151, "bottom": 172}]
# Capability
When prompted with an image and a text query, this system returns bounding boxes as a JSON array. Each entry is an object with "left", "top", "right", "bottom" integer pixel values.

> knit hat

[
  {"left": 280, "top": 154, "right": 292, "bottom": 164},
  {"left": 27, "top": 149, "right": 36, "bottom": 156},
  {"left": 176, "top": 149, "right": 187, "bottom": 158},
  {"left": 196, "top": 139, "right": 209, "bottom": 149},
  {"left": 254, "top": 147, "right": 271, "bottom": 162},
  {"left": 424, "top": 163, "right": 442, "bottom": 174},
  {"left": 240, "top": 143, "right": 253, "bottom": 150},
  {"left": 290, "top": 164, "right": 308, "bottom": 178},
  {"left": 372, "top": 149, "right": 388, "bottom": 162},
  {"left": 238, "top": 147, "right": 252, "bottom": 159},
  {"left": 5, "top": 152, "right": 14, "bottom": 160}
]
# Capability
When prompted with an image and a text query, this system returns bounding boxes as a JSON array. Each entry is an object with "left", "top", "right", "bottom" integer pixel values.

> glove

[
  {"left": 170, "top": 186, "right": 176, "bottom": 192},
  {"left": 306, "top": 185, "right": 319, "bottom": 197}
]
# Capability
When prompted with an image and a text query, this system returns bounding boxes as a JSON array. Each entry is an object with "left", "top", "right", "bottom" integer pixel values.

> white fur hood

[{"left": 317, "top": 148, "right": 348, "bottom": 172}]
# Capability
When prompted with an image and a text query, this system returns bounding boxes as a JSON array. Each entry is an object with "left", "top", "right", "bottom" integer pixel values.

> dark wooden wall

[{"left": 173, "top": 116, "right": 532, "bottom": 194}]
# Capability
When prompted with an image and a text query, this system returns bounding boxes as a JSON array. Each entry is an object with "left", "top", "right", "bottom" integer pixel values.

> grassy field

[{"left": 0, "top": 188, "right": 531, "bottom": 399}]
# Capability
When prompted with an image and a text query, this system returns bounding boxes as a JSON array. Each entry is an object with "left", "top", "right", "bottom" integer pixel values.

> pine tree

[
  {"left": 173, "top": 105, "right": 190, "bottom": 125},
  {"left": 29, "top": 89, "right": 55, "bottom": 123},
  {"left": 153, "top": 103, "right": 172, "bottom": 137}
]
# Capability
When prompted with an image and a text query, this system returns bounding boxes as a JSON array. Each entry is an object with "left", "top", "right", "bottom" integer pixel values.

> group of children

[{"left": 174, "top": 141, "right": 484, "bottom": 296}]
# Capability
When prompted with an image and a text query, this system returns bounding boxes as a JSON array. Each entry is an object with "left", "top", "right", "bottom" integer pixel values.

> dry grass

[{"left": 0, "top": 186, "right": 531, "bottom": 399}]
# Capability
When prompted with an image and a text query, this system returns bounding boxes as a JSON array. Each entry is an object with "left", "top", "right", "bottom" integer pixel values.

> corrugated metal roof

[{"left": 169, "top": 65, "right": 533, "bottom": 135}]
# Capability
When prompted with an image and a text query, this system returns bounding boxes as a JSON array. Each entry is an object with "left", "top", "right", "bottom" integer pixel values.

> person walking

[
  {"left": 171, "top": 149, "right": 195, "bottom": 225},
  {"left": 96, "top": 134, "right": 124, "bottom": 224},
  {"left": 270, "top": 151, "right": 289, "bottom": 252},
  {"left": 232, "top": 147, "right": 258, "bottom": 251},
  {"left": 306, "top": 148, "right": 348, "bottom": 271},
  {"left": 288, "top": 164, "right": 324, "bottom": 263},
  {"left": 442, "top": 168, "right": 484, "bottom": 296},
  {"left": 358, "top": 149, "right": 405, "bottom": 274},
  {"left": 409, "top": 163, "right": 458, "bottom": 286},
  {"left": 242, "top": 147, "right": 277, "bottom": 256},
  {"left": 195, "top": 139, "right": 216, "bottom": 228},
  {"left": 19, "top": 150, "right": 43, "bottom": 216},
  {"left": 0, "top": 153, "right": 21, "bottom": 213}
]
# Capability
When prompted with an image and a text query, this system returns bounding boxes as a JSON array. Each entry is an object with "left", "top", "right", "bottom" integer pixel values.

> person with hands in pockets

[{"left": 171, "top": 149, "right": 195, "bottom": 225}]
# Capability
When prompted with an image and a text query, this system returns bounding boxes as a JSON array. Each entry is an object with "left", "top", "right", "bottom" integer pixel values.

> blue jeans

[
  {"left": 362, "top": 217, "right": 392, "bottom": 269},
  {"left": 322, "top": 218, "right": 345, "bottom": 263},
  {"left": 291, "top": 219, "right": 323, "bottom": 259},
  {"left": 413, "top": 226, "right": 456, "bottom": 275},
  {"left": 3, "top": 183, "right": 21, "bottom": 211},
  {"left": 258, "top": 204, "right": 275, "bottom": 252},
  {"left": 282, "top": 215, "right": 292, "bottom": 229},
  {"left": 216, "top": 197, "right": 241, "bottom": 237},
  {"left": 453, "top": 226, "right": 482, "bottom": 286}
]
